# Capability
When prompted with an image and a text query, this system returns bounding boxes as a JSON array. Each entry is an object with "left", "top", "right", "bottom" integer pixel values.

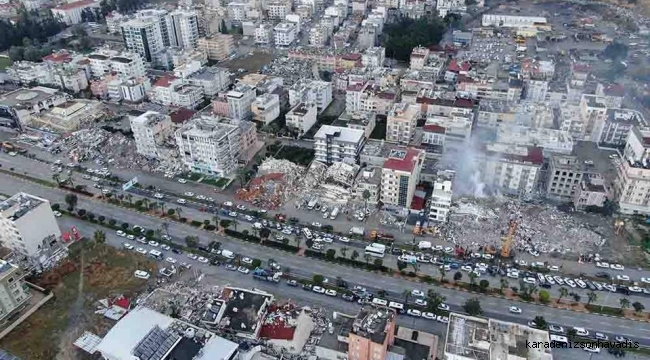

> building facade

[
  {"left": 314, "top": 125, "right": 365, "bottom": 164},
  {"left": 386, "top": 102, "right": 420, "bottom": 145},
  {"left": 130, "top": 111, "right": 173, "bottom": 159},
  {"left": 381, "top": 148, "right": 425, "bottom": 208}
]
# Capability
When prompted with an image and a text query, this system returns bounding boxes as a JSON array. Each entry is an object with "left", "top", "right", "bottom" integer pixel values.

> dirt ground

[
  {"left": 219, "top": 51, "right": 277, "bottom": 73},
  {"left": 0, "top": 239, "right": 156, "bottom": 360}
]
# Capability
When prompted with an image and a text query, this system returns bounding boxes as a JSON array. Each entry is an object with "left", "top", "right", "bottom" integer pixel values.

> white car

[
  {"left": 610, "top": 264, "right": 625, "bottom": 271},
  {"left": 136, "top": 248, "right": 147, "bottom": 255},
  {"left": 438, "top": 303, "right": 450, "bottom": 311},
  {"left": 134, "top": 270, "right": 150, "bottom": 279},
  {"left": 553, "top": 276, "right": 565, "bottom": 285},
  {"left": 244, "top": 215, "right": 254, "bottom": 221},
  {"left": 544, "top": 275, "right": 556, "bottom": 284},
  {"left": 123, "top": 243, "right": 134, "bottom": 250},
  {"left": 423, "top": 312, "right": 436, "bottom": 320},
  {"left": 178, "top": 178, "right": 187, "bottom": 184},
  {"left": 198, "top": 257, "right": 208, "bottom": 263},
  {"left": 177, "top": 199, "right": 187, "bottom": 204},
  {"left": 547, "top": 265, "right": 559, "bottom": 272},
  {"left": 154, "top": 193, "right": 164, "bottom": 199},
  {"left": 161, "top": 244, "right": 170, "bottom": 251},
  {"left": 516, "top": 260, "right": 527, "bottom": 266},
  {"left": 325, "top": 289, "right": 337, "bottom": 297},
  {"left": 187, "top": 253, "right": 198, "bottom": 260},
  {"left": 241, "top": 257, "right": 253, "bottom": 265},
  {"left": 223, "top": 201, "right": 233, "bottom": 207},
  {"left": 629, "top": 286, "right": 643, "bottom": 293},
  {"left": 406, "top": 309, "right": 421, "bottom": 317},
  {"left": 184, "top": 192, "right": 194, "bottom": 197},
  {"left": 196, "top": 195, "right": 206, "bottom": 200},
  {"left": 574, "top": 327, "right": 589, "bottom": 337},
  {"left": 583, "top": 347, "right": 600, "bottom": 354},
  {"left": 507, "top": 270, "right": 519, "bottom": 279},
  {"left": 523, "top": 277, "right": 536, "bottom": 284},
  {"left": 616, "top": 275, "right": 630, "bottom": 281},
  {"left": 229, "top": 211, "right": 238, "bottom": 217},
  {"left": 436, "top": 315, "right": 449, "bottom": 324},
  {"left": 411, "top": 289, "right": 425, "bottom": 297},
  {"left": 575, "top": 279, "right": 587, "bottom": 288},
  {"left": 565, "top": 279, "right": 576, "bottom": 288},
  {"left": 116, "top": 230, "right": 126, "bottom": 237},
  {"left": 312, "top": 286, "right": 326, "bottom": 294},
  {"left": 461, "top": 265, "right": 473, "bottom": 272},
  {"left": 509, "top": 306, "right": 522, "bottom": 314},
  {"left": 126, "top": 234, "right": 135, "bottom": 240},
  {"left": 548, "top": 325, "right": 564, "bottom": 333},
  {"left": 148, "top": 241, "right": 159, "bottom": 247},
  {"left": 282, "top": 229, "right": 293, "bottom": 235},
  {"left": 311, "top": 222, "right": 321, "bottom": 228},
  {"left": 53, "top": 211, "right": 62, "bottom": 217},
  {"left": 444, "top": 247, "right": 453, "bottom": 253},
  {"left": 237, "top": 266, "right": 250, "bottom": 274},
  {"left": 166, "top": 257, "right": 177, "bottom": 264},
  {"left": 642, "top": 277, "right": 650, "bottom": 284},
  {"left": 596, "top": 261, "right": 610, "bottom": 268},
  {"left": 137, "top": 236, "right": 147, "bottom": 244},
  {"left": 414, "top": 299, "right": 427, "bottom": 306}
]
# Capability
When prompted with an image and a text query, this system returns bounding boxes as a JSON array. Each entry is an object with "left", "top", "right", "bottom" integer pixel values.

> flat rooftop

[
  {"left": 314, "top": 125, "right": 365, "bottom": 144},
  {"left": 219, "top": 287, "right": 272, "bottom": 336},
  {"left": 339, "top": 110, "right": 375, "bottom": 126},
  {"left": 351, "top": 305, "right": 394, "bottom": 345},
  {"left": 383, "top": 148, "right": 423, "bottom": 173},
  {"left": 0, "top": 87, "right": 62, "bottom": 109},
  {"left": 178, "top": 117, "right": 238, "bottom": 140},
  {"left": 131, "top": 111, "right": 169, "bottom": 127},
  {"left": 0, "top": 193, "right": 47, "bottom": 222},
  {"left": 445, "top": 313, "right": 552, "bottom": 360}
]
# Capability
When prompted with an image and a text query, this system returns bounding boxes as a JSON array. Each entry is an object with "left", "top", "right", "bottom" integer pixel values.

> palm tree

[
  {"left": 587, "top": 291, "right": 597, "bottom": 305},
  {"left": 212, "top": 215, "right": 219, "bottom": 228},
  {"left": 161, "top": 222, "right": 169, "bottom": 237},
  {"left": 232, "top": 219, "right": 239, "bottom": 231},
  {"left": 468, "top": 271, "right": 477, "bottom": 286},
  {"left": 93, "top": 230, "right": 106, "bottom": 244},
  {"left": 362, "top": 189, "right": 371, "bottom": 212},
  {"left": 363, "top": 253, "right": 371, "bottom": 264},
  {"left": 340, "top": 246, "right": 349, "bottom": 258},
  {"left": 499, "top": 278, "right": 508, "bottom": 293},
  {"left": 351, "top": 250, "right": 360, "bottom": 261},
  {"left": 142, "top": 198, "right": 149, "bottom": 209},
  {"left": 126, "top": 194, "right": 133, "bottom": 205},
  {"left": 52, "top": 173, "right": 60, "bottom": 184},
  {"left": 438, "top": 266, "right": 447, "bottom": 282},
  {"left": 237, "top": 167, "right": 248, "bottom": 189},
  {"left": 66, "top": 174, "right": 74, "bottom": 186},
  {"left": 175, "top": 207, "right": 183, "bottom": 219},
  {"left": 620, "top": 298, "right": 630, "bottom": 310},
  {"left": 557, "top": 287, "right": 568, "bottom": 303},
  {"left": 159, "top": 202, "right": 166, "bottom": 215},
  {"left": 402, "top": 290, "right": 411, "bottom": 304}
]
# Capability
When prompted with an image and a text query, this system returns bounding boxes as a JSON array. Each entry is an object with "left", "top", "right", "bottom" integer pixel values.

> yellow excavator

[{"left": 500, "top": 217, "right": 518, "bottom": 258}]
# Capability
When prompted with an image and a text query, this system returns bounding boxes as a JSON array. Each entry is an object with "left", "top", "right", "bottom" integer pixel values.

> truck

[
  {"left": 349, "top": 226, "right": 365, "bottom": 237},
  {"left": 329, "top": 207, "right": 340, "bottom": 220},
  {"left": 307, "top": 197, "right": 318, "bottom": 210},
  {"left": 253, "top": 267, "right": 282, "bottom": 283},
  {"left": 369, "top": 230, "right": 395, "bottom": 242}
]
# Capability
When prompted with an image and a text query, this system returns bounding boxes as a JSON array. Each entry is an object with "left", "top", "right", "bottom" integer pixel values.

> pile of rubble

[
  {"left": 261, "top": 57, "right": 317, "bottom": 86},
  {"left": 237, "top": 158, "right": 306, "bottom": 207},
  {"left": 447, "top": 198, "right": 608, "bottom": 255}
]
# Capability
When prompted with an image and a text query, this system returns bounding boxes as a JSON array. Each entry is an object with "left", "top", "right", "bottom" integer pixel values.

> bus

[
  {"left": 389, "top": 301, "right": 405, "bottom": 313},
  {"left": 302, "top": 228, "right": 312, "bottom": 239},
  {"left": 148, "top": 250, "right": 163, "bottom": 260},
  {"left": 365, "top": 244, "right": 385, "bottom": 258},
  {"left": 372, "top": 298, "right": 388, "bottom": 306},
  {"left": 329, "top": 207, "right": 340, "bottom": 220},
  {"left": 549, "top": 335, "right": 568, "bottom": 348}
]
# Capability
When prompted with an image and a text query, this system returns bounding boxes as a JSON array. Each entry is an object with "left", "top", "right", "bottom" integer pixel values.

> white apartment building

[
  {"left": 169, "top": 9, "right": 200, "bottom": 48},
  {"left": 345, "top": 81, "right": 397, "bottom": 115},
  {"left": 409, "top": 46, "right": 429, "bottom": 70},
  {"left": 481, "top": 14, "right": 547, "bottom": 28},
  {"left": 251, "top": 93, "right": 280, "bottom": 125},
  {"left": 0, "top": 193, "right": 62, "bottom": 265},
  {"left": 477, "top": 143, "right": 543, "bottom": 196},
  {"left": 314, "top": 125, "right": 365, "bottom": 165},
  {"left": 268, "top": 0, "right": 290, "bottom": 19},
  {"left": 51, "top": 0, "right": 99, "bottom": 25},
  {"left": 255, "top": 23, "right": 274, "bottom": 45},
  {"left": 228, "top": 2, "right": 248, "bottom": 23},
  {"left": 130, "top": 111, "right": 173, "bottom": 159},
  {"left": 274, "top": 22, "right": 297, "bottom": 47},
  {"left": 106, "top": 11, "right": 127, "bottom": 33},
  {"left": 525, "top": 79, "right": 548, "bottom": 102},
  {"left": 121, "top": 16, "right": 166, "bottom": 63},
  {"left": 381, "top": 148, "right": 425, "bottom": 208},
  {"left": 361, "top": 47, "right": 385, "bottom": 68},
  {"left": 197, "top": 35, "right": 235, "bottom": 61},
  {"left": 386, "top": 102, "right": 420, "bottom": 145},
  {"left": 288, "top": 79, "right": 332, "bottom": 112},
  {"left": 150, "top": 76, "right": 204, "bottom": 109},
  {"left": 107, "top": 77, "right": 150, "bottom": 103},
  {"left": 286, "top": 102, "right": 317, "bottom": 135},
  {"left": 422, "top": 112, "right": 473, "bottom": 153},
  {"left": 186, "top": 67, "right": 230, "bottom": 97},
  {"left": 436, "top": 0, "right": 465, "bottom": 17},
  {"left": 614, "top": 127, "right": 650, "bottom": 215},
  {"left": 0, "top": 260, "right": 30, "bottom": 321},
  {"left": 87, "top": 50, "right": 146, "bottom": 79},
  {"left": 579, "top": 95, "right": 608, "bottom": 142},
  {"left": 175, "top": 116, "right": 241, "bottom": 177},
  {"left": 227, "top": 84, "right": 257, "bottom": 121},
  {"left": 429, "top": 178, "right": 452, "bottom": 222},
  {"left": 309, "top": 26, "right": 327, "bottom": 47}
]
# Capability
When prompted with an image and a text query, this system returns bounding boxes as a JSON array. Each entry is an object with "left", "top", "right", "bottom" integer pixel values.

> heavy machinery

[{"left": 500, "top": 216, "right": 519, "bottom": 258}]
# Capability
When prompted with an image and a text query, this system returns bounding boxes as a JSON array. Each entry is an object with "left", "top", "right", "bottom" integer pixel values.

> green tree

[
  {"left": 438, "top": 266, "right": 447, "bottom": 282},
  {"left": 64, "top": 193, "right": 78, "bottom": 210},
  {"left": 567, "top": 328, "right": 577, "bottom": 338},
  {"left": 463, "top": 298, "right": 483, "bottom": 316},
  {"left": 468, "top": 271, "right": 477, "bottom": 286},
  {"left": 52, "top": 173, "right": 60, "bottom": 184},
  {"left": 538, "top": 290, "right": 550, "bottom": 304},
  {"left": 185, "top": 236, "right": 199, "bottom": 248},
  {"left": 453, "top": 271, "right": 462, "bottom": 283},
  {"left": 632, "top": 301, "right": 645, "bottom": 313},
  {"left": 326, "top": 249, "right": 336, "bottom": 259},
  {"left": 397, "top": 261, "right": 407, "bottom": 271},
  {"left": 313, "top": 274, "right": 324, "bottom": 284},
  {"left": 121, "top": 222, "right": 129, "bottom": 229},
  {"left": 403, "top": 289, "right": 411, "bottom": 303},
  {"left": 93, "top": 230, "right": 106, "bottom": 244},
  {"left": 220, "top": 19, "right": 228, "bottom": 34},
  {"left": 340, "top": 246, "right": 349, "bottom": 258},
  {"left": 587, "top": 291, "right": 597, "bottom": 305},
  {"left": 499, "top": 278, "right": 508, "bottom": 294},
  {"left": 362, "top": 189, "right": 371, "bottom": 212},
  {"left": 237, "top": 167, "right": 248, "bottom": 189},
  {"left": 363, "top": 253, "right": 371, "bottom": 264},
  {"left": 620, "top": 298, "right": 630, "bottom": 310},
  {"left": 259, "top": 227, "right": 271, "bottom": 240},
  {"left": 557, "top": 287, "right": 568, "bottom": 303},
  {"left": 373, "top": 258, "right": 383, "bottom": 269},
  {"left": 220, "top": 219, "right": 232, "bottom": 229},
  {"left": 533, "top": 316, "right": 547, "bottom": 330},
  {"left": 351, "top": 250, "right": 359, "bottom": 261},
  {"left": 478, "top": 279, "right": 490, "bottom": 292},
  {"left": 167, "top": 209, "right": 176, "bottom": 217}
]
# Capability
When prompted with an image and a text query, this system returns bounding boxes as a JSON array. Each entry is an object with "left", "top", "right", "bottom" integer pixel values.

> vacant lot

[
  {"left": 220, "top": 51, "right": 276, "bottom": 73},
  {"left": 1, "top": 239, "right": 155, "bottom": 360}
]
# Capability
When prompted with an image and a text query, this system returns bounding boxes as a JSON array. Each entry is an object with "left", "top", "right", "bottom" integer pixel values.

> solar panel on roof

[{"left": 133, "top": 326, "right": 180, "bottom": 360}]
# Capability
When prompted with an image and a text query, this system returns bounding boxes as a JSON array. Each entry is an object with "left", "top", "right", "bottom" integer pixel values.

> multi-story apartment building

[
  {"left": 600, "top": 108, "right": 647, "bottom": 147},
  {"left": 524, "top": 79, "right": 548, "bottom": 102},
  {"left": 274, "top": 22, "right": 297, "bottom": 47},
  {"left": 169, "top": 9, "right": 200, "bottom": 48},
  {"left": 288, "top": 79, "right": 332, "bottom": 113},
  {"left": 87, "top": 50, "right": 146, "bottom": 79},
  {"left": 574, "top": 174, "right": 608, "bottom": 209},
  {"left": 268, "top": 0, "right": 290, "bottom": 19},
  {"left": 130, "top": 111, "right": 173, "bottom": 159},
  {"left": 314, "top": 125, "right": 365, "bottom": 165},
  {"left": 255, "top": 23, "right": 274, "bottom": 45},
  {"left": 429, "top": 176, "right": 452, "bottom": 222},
  {"left": 338, "top": 110, "right": 376, "bottom": 138},
  {"left": 481, "top": 14, "right": 547, "bottom": 28},
  {"left": 175, "top": 116, "right": 241, "bottom": 176},
  {"left": 0, "top": 260, "right": 30, "bottom": 321},
  {"left": 51, "top": 0, "right": 99, "bottom": 25},
  {"left": 309, "top": 25, "right": 327, "bottom": 47},
  {"left": 409, "top": 46, "right": 429, "bottom": 70},
  {"left": 381, "top": 148, "right": 425, "bottom": 208},
  {"left": 286, "top": 102, "right": 317, "bottom": 135},
  {"left": 436, "top": 0, "right": 465, "bottom": 17},
  {"left": 361, "top": 47, "right": 385, "bottom": 68},
  {"left": 185, "top": 67, "right": 230, "bottom": 97},
  {"left": 477, "top": 143, "right": 543, "bottom": 196},
  {"left": 227, "top": 2, "right": 248, "bottom": 24},
  {"left": 0, "top": 86, "right": 70, "bottom": 130},
  {"left": 614, "top": 127, "right": 650, "bottom": 215},
  {"left": 251, "top": 93, "right": 280, "bottom": 125},
  {"left": 227, "top": 84, "right": 256, "bottom": 121},
  {"left": 121, "top": 16, "right": 166, "bottom": 64},
  {"left": 595, "top": 83, "right": 625, "bottom": 108},
  {"left": 546, "top": 155, "right": 585, "bottom": 200},
  {"left": 579, "top": 94, "right": 608, "bottom": 142},
  {"left": 150, "top": 76, "right": 204, "bottom": 109},
  {"left": 386, "top": 102, "right": 420, "bottom": 145},
  {"left": 345, "top": 81, "right": 397, "bottom": 115},
  {"left": 197, "top": 35, "right": 235, "bottom": 61},
  {"left": 0, "top": 193, "right": 62, "bottom": 265}
]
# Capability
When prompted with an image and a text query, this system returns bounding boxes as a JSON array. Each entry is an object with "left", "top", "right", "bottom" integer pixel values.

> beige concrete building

[
  {"left": 614, "top": 127, "right": 650, "bottom": 215},
  {"left": 381, "top": 148, "right": 425, "bottom": 208},
  {"left": 386, "top": 102, "right": 420, "bottom": 145},
  {"left": 546, "top": 155, "right": 585, "bottom": 200},
  {"left": 574, "top": 174, "right": 608, "bottom": 209},
  {"left": 130, "top": 111, "right": 174, "bottom": 159},
  {"left": 0, "top": 260, "right": 30, "bottom": 321},
  {"left": 197, "top": 35, "right": 235, "bottom": 61}
]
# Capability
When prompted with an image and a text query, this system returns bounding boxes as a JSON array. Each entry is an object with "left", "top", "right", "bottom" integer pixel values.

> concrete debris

[
  {"left": 260, "top": 57, "right": 317, "bottom": 86},
  {"left": 447, "top": 198, "right": 608, "bottom": 256},
  {"left": 237, "top": 158, "right": 306, "bottom": 208}
]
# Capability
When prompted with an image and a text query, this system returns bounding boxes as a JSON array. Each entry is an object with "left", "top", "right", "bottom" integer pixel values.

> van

[
  {"left": 221, "top": 249, "right": 235, "bottom": 259},
  {"left": 148, "top": 250, "right": 163, "bottom": 260},
  {"left": 372, "top": 298, "right": 388, "bottom": 306},
  {"left": 302, "top": 228, "right": 312, "bottom": 239},
  {"left": 134, "top": 270, "right": 150, "bottom": 279}
]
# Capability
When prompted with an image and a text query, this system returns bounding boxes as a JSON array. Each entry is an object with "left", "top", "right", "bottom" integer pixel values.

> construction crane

[{"left": 500, "top": 216, "right": 519, "bottom": 258}]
